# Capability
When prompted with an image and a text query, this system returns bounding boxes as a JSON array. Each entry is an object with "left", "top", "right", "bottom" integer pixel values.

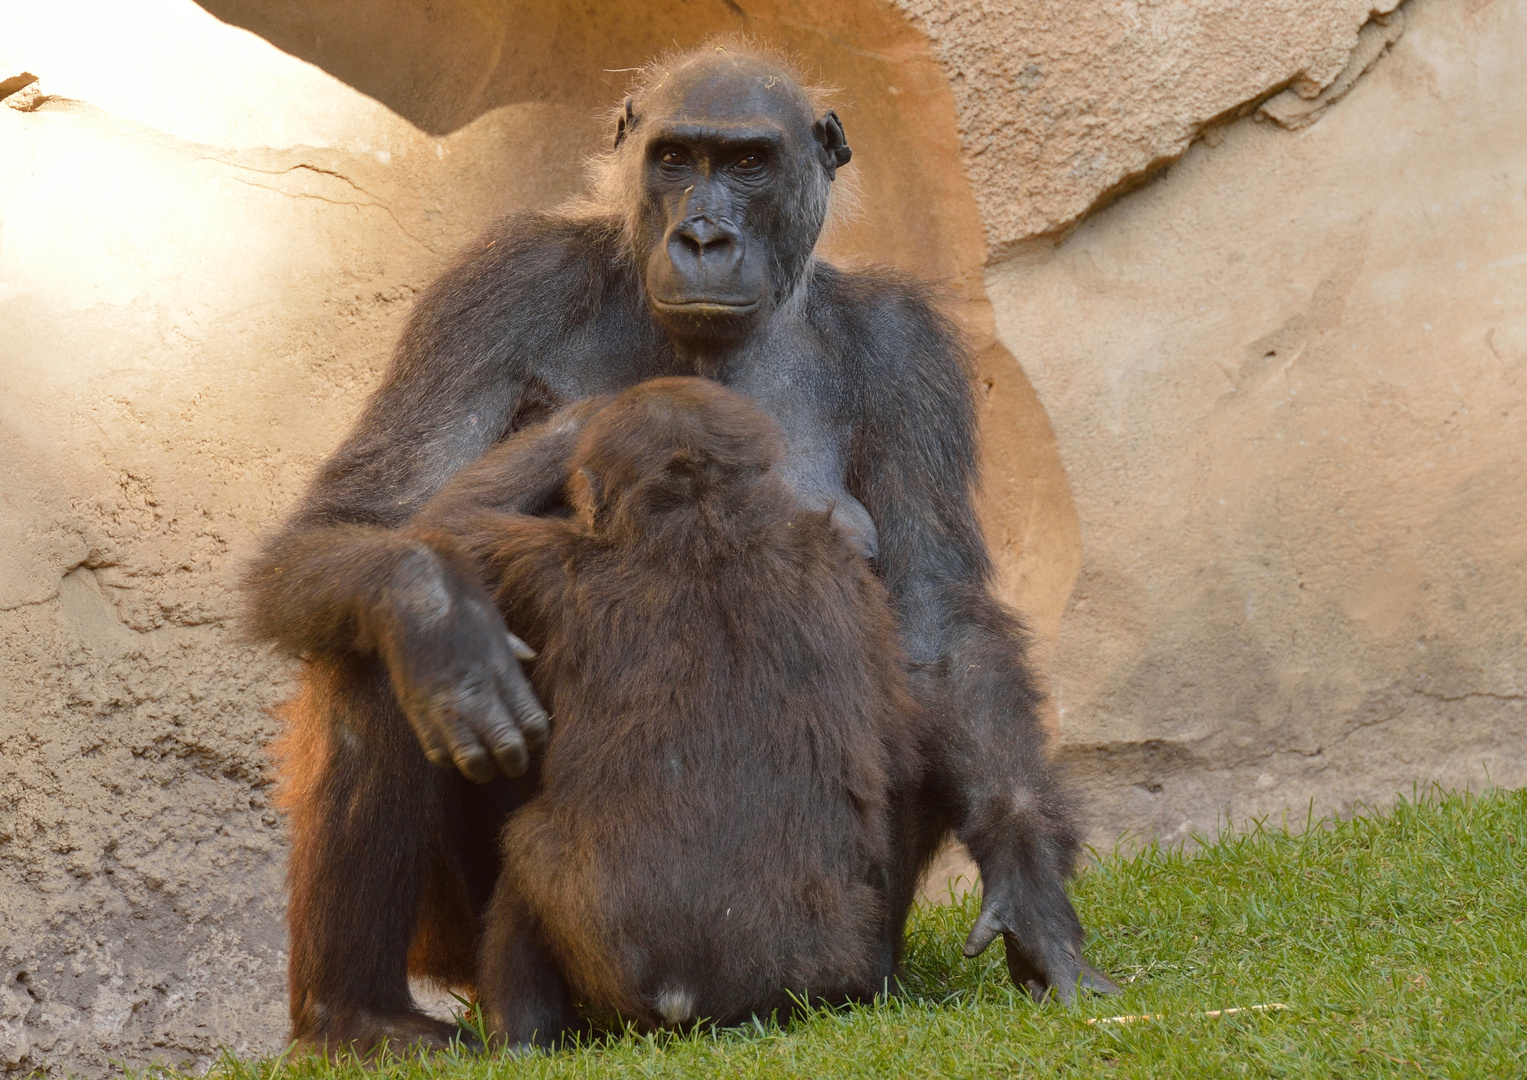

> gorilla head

[
  {"left": 569, "top": 376, "right": 783, "bottom": 536},
  {"left": 602, "top": 47, "right": 853, "bottom": 342}
]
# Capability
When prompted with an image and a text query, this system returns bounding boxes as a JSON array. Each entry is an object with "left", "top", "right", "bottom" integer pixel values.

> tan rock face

[
  {"left": 0, "top": 0, "right": 1520, "bottom": 1072},
  {"left": 987, "top": 0, "right": 1527, "bottom": 845},
  {"left": 893, "top": 0, "right": 1404, "bottom": 253}
]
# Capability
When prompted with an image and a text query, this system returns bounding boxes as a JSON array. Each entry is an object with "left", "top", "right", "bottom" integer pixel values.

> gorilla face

[{"left": 626, "top": 52, "right": 850, "bottom": 343}]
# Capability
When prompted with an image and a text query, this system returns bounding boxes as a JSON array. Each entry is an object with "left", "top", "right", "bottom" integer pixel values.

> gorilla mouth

[{"left": 649, "top": 297, "right": 761, "bottom": 317}]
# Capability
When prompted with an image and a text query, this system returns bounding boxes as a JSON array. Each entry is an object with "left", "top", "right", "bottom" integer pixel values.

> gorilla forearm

[
  {"left": 843, "top": 283, "right": 1095, "bottom": 995},
  {"left": 895, "top": 579, "right": 1076, "bottom": 863},
  {"left": 933, "top": 590, "right": 1079, "bottom": 869},
  {"left": 412, "top": 400, "right": 604, "bottom": 549},
  {"left": 875, "top": 492, "right": 1078, "bottom": 874},
  {"left": 245, "top": 523, "right": 441, "bottom": 658}
]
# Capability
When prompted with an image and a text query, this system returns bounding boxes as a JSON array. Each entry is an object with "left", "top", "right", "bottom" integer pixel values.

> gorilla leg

[
  {"left": 409, "top": 774, "right": 525, "bottom": 992},
  {"left": 878, "top": 782, "right": 950, "bottom": 984},
  {"left": 282, "top": 658, "right": 469, "bottom": 1052},
  {"left": 478, "top": 875, "right": 579, "bottom": 1051}
]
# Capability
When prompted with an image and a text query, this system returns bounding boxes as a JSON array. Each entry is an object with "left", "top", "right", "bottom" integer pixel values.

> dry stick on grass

[{"left": 1086, "top": 1002, "right": 1289, "bottom": 1025}]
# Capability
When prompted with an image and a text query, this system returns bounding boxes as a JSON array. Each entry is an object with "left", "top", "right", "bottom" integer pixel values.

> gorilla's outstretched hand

[
  {"left": 369, "top": 544, "right": 549, "bottom": 782},
  {"left": 963, "top": 863, "right": 1121, "bottom": 1004}
]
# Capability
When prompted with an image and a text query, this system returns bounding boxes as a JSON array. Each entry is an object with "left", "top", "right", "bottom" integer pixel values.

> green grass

[{"left": 200, "top": 787, "right": 1525, "bottom": 1079}]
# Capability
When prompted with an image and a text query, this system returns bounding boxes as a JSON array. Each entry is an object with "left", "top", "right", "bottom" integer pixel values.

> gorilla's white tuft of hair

[{"left": 653, "top": 987, "right": 696, "bottom": 1025}]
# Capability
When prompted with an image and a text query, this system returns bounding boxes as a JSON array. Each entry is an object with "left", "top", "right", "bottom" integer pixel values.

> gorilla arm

[
  {"left": 410, "top": 413, "right": 600, "bottom": 648},
  {"left": 244, "top": 220, "right": 605, "bottom": 782},
  {"left": 848, "top": 287, "right": 1117, "bottom": 1003},
  {"left": 410, "top": 399, "right": 607, "bottom": 548}
]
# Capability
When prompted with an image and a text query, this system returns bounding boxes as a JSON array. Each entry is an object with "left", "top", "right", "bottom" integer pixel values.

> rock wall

[
  {"left": 0, "top": 1, "right": 1044, "bottom": 1070},
  {"left": 987, "top": 0, "right": 1527, "bottom": 844},
  {"left": 895, "top": 0, "right": 1409, "bottom": 253},
  {"left": 0, "top": 0, "right": 1520, "bottom": 1072}
]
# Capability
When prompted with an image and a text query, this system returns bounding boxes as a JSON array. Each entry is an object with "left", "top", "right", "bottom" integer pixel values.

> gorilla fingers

[{"left": 367, "top": 541, "right": 548, "bottom": 781}]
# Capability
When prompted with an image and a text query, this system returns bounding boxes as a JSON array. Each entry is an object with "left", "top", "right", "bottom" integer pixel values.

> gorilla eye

[
  {"left": 658, "top": 147, "right": 690, "bottom": 168},
  {"left": 733, "top": 152, "right": 765, "bottom": 171}
]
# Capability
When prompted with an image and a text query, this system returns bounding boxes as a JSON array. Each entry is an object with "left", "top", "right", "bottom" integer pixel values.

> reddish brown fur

[
  {"left": 274, "top": 653, "right": 533, "bottom": 1054},
  {"left": 464, "top": 378, "right": 921, "bottom": 1043}
]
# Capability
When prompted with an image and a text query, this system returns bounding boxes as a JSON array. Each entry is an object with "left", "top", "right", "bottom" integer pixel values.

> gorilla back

[{"left": 469, "top": 379, "right": 919, "bottom": 1044}]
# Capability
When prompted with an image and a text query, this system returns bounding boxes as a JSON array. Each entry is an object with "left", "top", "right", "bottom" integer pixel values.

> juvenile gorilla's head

[
  {"left": 596, "top": 45, "right": 852, "bottom": 343},
  {"left": 570, "top": 377, "right": 783, "bottom": 533}
]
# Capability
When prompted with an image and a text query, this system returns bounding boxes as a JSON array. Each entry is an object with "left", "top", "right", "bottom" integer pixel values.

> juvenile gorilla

[
  {"left": 440, "top": 377, "right": 918, "bottom": 1046},
  {"left": 249, "top": 43, "right": 1114, "bottom": 1051}
]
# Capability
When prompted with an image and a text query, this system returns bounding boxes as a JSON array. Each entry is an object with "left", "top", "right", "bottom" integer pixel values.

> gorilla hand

[
  {"left": 371, "top": 542, "right": 549, "bottom": 781},
  {"left": 962, "top": 858, "right": 1120, "bottom": 1004}
]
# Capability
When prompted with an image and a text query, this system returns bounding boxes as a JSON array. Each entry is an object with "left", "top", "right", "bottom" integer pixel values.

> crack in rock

[
  {"left": 214, "top": 165, "right": 440, "bottom": 255},
  {"left": 1259, "top": 10, "right": 1407, "bottom": 129},
  {"left": 1410, "top": 689, "right": 1527, "bottom": 704}
]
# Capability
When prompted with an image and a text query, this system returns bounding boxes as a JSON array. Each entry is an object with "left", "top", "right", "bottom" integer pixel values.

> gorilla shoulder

[{"left": 412, "top": 209, "right": 637, "bottom": 334}]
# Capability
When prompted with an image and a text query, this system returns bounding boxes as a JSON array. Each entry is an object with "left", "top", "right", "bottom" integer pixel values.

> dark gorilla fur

[
  {"left": 449, "top": 378, "right": 920, "bottom": 1045},
  {"left": 249, "top": 41, "right": 1115, "bottom": 1054}
]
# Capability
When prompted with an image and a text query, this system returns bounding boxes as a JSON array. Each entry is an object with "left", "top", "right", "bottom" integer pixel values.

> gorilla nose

[
  {"left": 670, "top": 216, "right": 741, "bottom": 265},
  {"left": 650, "top": 211, "right": 762, "bottom": 313}
]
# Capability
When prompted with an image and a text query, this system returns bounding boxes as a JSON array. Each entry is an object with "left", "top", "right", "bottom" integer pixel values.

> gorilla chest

[{"left": 531, "top": 332, "right": 875, "bottom": 558}]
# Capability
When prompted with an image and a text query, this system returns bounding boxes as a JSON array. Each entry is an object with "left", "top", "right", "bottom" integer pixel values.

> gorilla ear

[
  {"left": 813, "top": 111, "right": 852, "bottom": 179},
  {"left": 613, "top": 97, "right": 637, "bottom": 150}
]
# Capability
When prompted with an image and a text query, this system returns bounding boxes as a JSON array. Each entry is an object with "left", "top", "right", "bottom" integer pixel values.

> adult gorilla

[{"left": 248, "top": 43, "right": 1116, "bottom": 1052}]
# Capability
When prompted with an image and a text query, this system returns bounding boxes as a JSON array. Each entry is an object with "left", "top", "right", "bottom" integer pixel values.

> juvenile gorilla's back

[{"left": 502, "top": 501, "right": 911, "bottom": 1026}]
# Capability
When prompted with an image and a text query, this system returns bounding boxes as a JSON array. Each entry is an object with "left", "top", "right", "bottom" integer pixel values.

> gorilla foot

[
  {"left": 293, "top": 1007, "right": 480, "bottom": 1060},
  {"left": 1079, "top": 960, "right": 1122, "bottom": 997}
]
